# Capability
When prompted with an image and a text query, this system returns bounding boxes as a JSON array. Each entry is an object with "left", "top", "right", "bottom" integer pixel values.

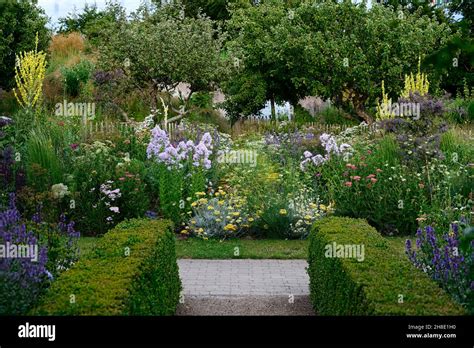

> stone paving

[
  {"left": 178, "top": 259, "right": 310, "bottom": 296},
  {"left": 176, "top": 259, "right": 314, "bottom": 315}
]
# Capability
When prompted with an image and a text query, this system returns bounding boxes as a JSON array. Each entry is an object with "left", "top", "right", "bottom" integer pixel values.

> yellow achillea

[
  {"left": 14, "top": 33, "right": 47, "bottom": 109},
  {"left": 401, "top": 57, "right": 429, "bottom": 98}
]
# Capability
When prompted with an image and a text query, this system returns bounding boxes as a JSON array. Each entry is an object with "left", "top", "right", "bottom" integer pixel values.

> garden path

[{"left": 176, "top": 259, "right": 314, "bottom": 315}]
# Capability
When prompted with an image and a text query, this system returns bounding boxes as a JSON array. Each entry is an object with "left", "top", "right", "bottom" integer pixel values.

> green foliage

[
  {"left": 99, "top": 4, "right": 229, "bottom": 111},
  {"left": 58, "top": 2, "right": 127, "bottom": 45},
  {"left": 33, "top": 219, "right": 181, "bottom": 315},
  {"left": 0, "top": 0, "right": 50, "bottom": 90},
  {"left": 319, "top": 106, "right": 357, "bottom": 126},
  {"left": 146, "top": 163, "right": 184, "bottom": 224},
  {"left": 225, "top": 1, "right": 451, "bottom": 122},
  {"left": 25, "top": 128, "right": 64, "bottom": 191},
  {"left": 308, "top": 217, "right": 466, "bottom": 315},
  {"left": 61, "top": 60, "right": 95, "bottom": 97}
]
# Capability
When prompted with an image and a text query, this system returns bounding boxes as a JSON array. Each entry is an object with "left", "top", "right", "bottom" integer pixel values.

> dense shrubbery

[
  {"left": 33, "top": 219, "right": 181, "bottom": 315},
  {"left": 308, "top": 217, "right": 465, "bottom": 315}
]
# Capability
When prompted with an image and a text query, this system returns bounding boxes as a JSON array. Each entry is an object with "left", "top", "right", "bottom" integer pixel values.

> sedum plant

[{"left": 13, "top": 33, "right": 47, "bottom": 109}]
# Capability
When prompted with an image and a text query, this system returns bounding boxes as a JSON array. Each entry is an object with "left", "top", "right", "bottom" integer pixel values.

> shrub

[
  {"left": 308, "top": 216, "right": 466, "bottom": 315},
  {"left": 61, "top": 59, "right": 94, "bottom": 97},
  {"left": 33, "top": 219, "right": 181, "bottom": 315},
  {"left": 187, "top": 187, "right": 254, "bottom": 240}
]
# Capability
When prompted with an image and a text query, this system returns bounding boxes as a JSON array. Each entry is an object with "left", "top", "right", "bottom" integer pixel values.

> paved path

[{"left": 176, "top": 259, "right": 314, "bottom": 315}]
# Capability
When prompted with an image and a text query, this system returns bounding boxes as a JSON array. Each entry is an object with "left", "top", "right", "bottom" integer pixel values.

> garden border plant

[
  {"left": 308, "top": 216, "right": 466, "bottom": 315},
  {"left": 32, "top": 218, "right": 181, "bottom": 315}
]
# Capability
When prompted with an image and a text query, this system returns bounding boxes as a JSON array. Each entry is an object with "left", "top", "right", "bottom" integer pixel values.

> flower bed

[
  {"left": 32, "top": 219, "right": 181, "bottom": 315},
  {"left": 308, "top": 217, "right": 466, "bottom": 315}
]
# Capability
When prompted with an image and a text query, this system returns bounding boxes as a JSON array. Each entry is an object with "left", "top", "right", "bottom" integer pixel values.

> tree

[
  {"left": 58, "top": 1, "right": 127, "bottom": 45},
  {"left": 98, "top": 4, "right": 229, "bottom": 122},
  {"left": 225, "top": 0, "right": 451, "bottom": 122},
  {"left": 0, "top": 0, "right": 49, "bottom": 90},
  {"left": 225, "top": 0, "right": 309, "bottom": 120}
]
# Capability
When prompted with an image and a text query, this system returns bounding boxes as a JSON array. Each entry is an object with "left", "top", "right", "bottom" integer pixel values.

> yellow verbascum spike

[
  {"left": 13, "top": 32, "right": 47, "bottom": 109},
  {"left": 401, "top": 56, "right": 429, "bottom": 98}
]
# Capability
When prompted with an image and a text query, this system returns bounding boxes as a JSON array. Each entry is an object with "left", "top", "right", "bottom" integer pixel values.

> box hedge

[
  {"left": 308, "top": 217, "right": 465, "bottom": 315},
  {"left": 33, "top": 219, "right": 181, "bottom": 315}
]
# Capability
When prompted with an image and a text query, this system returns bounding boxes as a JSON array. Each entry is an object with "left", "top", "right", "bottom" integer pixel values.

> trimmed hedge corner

[
  {"left": 308, "top": 217, "right": 465, "bottom": 315},
  {"left": 33, "top": 219, "right": 181, "bottom": 315}
]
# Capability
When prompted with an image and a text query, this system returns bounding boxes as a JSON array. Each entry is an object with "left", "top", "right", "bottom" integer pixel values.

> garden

[{"left": 0, "top": 0, "right": 473, "bottom": 316}]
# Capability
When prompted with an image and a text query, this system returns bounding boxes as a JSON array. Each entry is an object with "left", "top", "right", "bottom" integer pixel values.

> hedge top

[
  {"left": 310, "top": 217, "right": 466, "bottom": 315},
  {"left": 33, "top": 218, "right": 175, "bottom": 315}
]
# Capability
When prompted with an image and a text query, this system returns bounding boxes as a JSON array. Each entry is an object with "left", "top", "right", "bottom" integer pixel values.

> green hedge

[
  {"left": 33, "top": 219, "right": 181, "bottom": 315},
  {"left": 308, "top": 217, "right": 465, "bottom": 315}
]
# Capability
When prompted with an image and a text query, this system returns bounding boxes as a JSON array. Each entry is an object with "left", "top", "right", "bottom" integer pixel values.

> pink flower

[
  {"left": 119, "top": 177, "right": 125, "bottom": 181},
  {"left": 353, "top": 176, "right": 361, "bottom": 181},
  {"left": 367, "top": 174, "right": 376, "bottom": 179},
  {"left": 376, "top": 168, "right": 382, "bottom": 173},
  {"left": 370, "top": 178, "right": 377, "bottom": 183},
  {"left": 344, "top": 181, "right": 353, "bottom": 187},
  {"left": 109, "top": 207, "right": 120, "bottom": 213},
  {"left": 418, "top": 183, "right": 425, "bottom": 189},
  {"left": 70, "top": 143, "right": 79, "bottom": 150},
  {"left": 367, "top": 150, "right": 372, "bottom": 155}
]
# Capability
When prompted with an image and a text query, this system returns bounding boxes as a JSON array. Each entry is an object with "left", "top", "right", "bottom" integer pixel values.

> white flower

[
  {"left": 51, "top": 183, "right": 70, "bottom": 199},
  {"left": 110, "top": 206, "right": 120, "bottom": 214}
]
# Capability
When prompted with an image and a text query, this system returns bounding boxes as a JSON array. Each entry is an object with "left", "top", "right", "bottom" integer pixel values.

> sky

[{"left": 37, "top": 0, "right": 144, "bottom": 28}]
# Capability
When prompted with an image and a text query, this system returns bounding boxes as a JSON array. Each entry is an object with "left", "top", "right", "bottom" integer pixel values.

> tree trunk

[{"left": 270, "top": 97, "right": 276, "bottom": 121}]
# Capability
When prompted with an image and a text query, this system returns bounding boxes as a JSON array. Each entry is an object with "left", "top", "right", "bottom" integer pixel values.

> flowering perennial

[{"left": 147, "top": 125, "right": 213, "bottom": 169}]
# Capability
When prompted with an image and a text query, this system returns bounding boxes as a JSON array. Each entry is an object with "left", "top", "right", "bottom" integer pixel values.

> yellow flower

[
  {"left": 197, "top": 228, "right": 204, "bottom": 233},
  {"left": 279, "top": 209, "right": 287, "bottom": 216},
  {"left": 198, "top": 198, "right": 208, "bottom": 204},
  {"left": 216, "top": 218, "right": 222, "bottom": 222},
  {"left": 218, "top": 200, "right": 225, "bottom": 205},
  {"left": 304, "top": 215, "right": 312, "bottom": 220},
  {"left": 207, "top": 205, "right": 214, "bottom": 210},
  {"left": 266, "top": 173, "right": 280, "bottom": 181},
  {"left": 309, "top": 203, "right": 317, "bottom": 209},
  {"left": 214, "top": 210, "right": 221, "bottom": 216},
  {"left": 248, "top": 217, "right": 254, "bottom": 222},
  {"left": 232, "top": 212, "right": 240, "bottom": 217},
  {"left": 191, "top": 202, "right": 197, "bottom": 207},
  {"left": 190, "top": 220, "right": 196, "bottom": 224},
  {"left": 224, "top": 224, "right": 237, "bottom": 231},
  {"left": 195, "top": 192, "right": 206, "bottom": 197},
  {"left": 320, "top": 204, "right": 327, "bottom": 211}
]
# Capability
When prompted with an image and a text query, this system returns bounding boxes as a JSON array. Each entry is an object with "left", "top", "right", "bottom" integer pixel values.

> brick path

[{"left": 176, "top": 259, "right": 314, "bottom": 315}]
